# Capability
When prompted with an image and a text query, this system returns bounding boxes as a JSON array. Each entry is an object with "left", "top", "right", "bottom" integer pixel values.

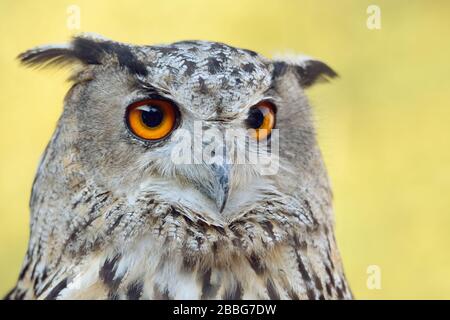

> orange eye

[
  {"left": 126, "top": 99, "right": 177, "bottom": 141},
  {"left": 246, "top": 101, "right": 276, "bottom": 140}
]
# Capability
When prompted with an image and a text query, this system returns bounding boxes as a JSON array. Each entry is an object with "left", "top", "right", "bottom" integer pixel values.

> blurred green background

[{"left": 1, "top": 0, "right": 449, "bottom": 299}]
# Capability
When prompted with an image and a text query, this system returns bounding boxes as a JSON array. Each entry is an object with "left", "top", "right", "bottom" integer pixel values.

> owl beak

[{"left": 211, "top": 163, "right": 230, "bottom": 213}]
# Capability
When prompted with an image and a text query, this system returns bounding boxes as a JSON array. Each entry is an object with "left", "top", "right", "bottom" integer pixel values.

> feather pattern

[{"left": 7, "top": 36, "right": 350, "bottom": 300}]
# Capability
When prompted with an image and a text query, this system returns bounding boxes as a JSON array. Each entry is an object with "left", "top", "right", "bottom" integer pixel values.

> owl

[{"left": 5, "top": 34, "right": 351, "bottom": 300}]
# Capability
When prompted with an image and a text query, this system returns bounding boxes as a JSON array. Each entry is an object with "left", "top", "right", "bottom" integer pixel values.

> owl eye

[
  {"left": 246, "top": 101, "right": 276, "bottom": 140},
  {"left": 126, "top": 99, "right": 177, "bottom": 141}
]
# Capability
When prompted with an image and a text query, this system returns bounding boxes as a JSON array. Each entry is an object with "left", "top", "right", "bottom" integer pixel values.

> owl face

[{"left": 20, "top": 35, "right": 337, "bottom": 224}]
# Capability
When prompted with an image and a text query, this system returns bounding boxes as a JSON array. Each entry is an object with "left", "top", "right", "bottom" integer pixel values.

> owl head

[{"left": 19, "top": 34, "right": 337, "bottom": 226}]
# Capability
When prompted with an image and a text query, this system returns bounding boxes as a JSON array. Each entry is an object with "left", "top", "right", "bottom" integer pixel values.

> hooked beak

[{"left": 211, "top": 163, "right": 230, "bottom": 213}]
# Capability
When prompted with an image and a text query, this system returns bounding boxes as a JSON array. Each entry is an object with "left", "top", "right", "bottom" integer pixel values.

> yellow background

[{"left": 1, "top": 0, "right": 449, "bottom": 299}]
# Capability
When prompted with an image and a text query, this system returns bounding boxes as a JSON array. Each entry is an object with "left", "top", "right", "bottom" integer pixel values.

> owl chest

[
  {"left": 65, "top": 243, "right": 303, "bottom": 300},
  {"left": 58, "top": 225, "right": 346, "bottom": 300},
  {"left": 96, "top": 251, "right": 280, "bottom": 300}
]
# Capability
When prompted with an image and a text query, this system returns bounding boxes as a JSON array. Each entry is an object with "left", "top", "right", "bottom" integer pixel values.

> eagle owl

[{"left": 6, "top": 34, "right": 351, "bottom": 300}]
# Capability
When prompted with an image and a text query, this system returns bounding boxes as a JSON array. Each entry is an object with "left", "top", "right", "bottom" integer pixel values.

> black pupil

[
  {"left": 246, "top": 108, "right": 264, "bottom": 129},
  {"left": 141, "top": 105, "right": 164, "bottom": 128}
]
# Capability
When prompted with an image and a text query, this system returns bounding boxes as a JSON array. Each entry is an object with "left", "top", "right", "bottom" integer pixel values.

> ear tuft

[
  {"left": 17, "top": 35, "right": 110, "bottom": 69},
  {"left": 17, "top": 44, "right": 76, "bottom": 68},
  {"left": 272, "top": 54, "right": 338, "bottom": 88},
  {"left": 18, "top": 34, "right": 148, "bottom": 77},
  {"left": 295, "top": 59, "right": 338, "bottom": 87}
]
